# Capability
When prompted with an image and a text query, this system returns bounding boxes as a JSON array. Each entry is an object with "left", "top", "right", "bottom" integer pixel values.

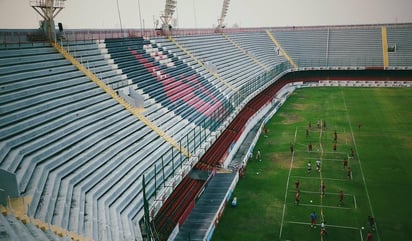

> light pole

[{"left": 137, "top": 0, "right": 143, "bottom": 36}]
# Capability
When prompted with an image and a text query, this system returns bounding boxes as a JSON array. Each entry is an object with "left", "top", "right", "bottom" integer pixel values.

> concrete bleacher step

[
  {"left": 0, "top": 82, "right": 97, "bottom": 129},
  {"left": 22, "top": 102, "right": 117, "bottom": 213},
  {"left": 37, "top": 110, "right": 132, "bottom": 219},
  {"left": 6, "top": 94, "right": 111, "bottom": 173},
  {"left": 0, "top": 45, "right": 56, "bottom": 58},
  {"left": 0, "top": 52, "right": 63, "bottom": 67},
  {"left": 5, "top": 214, "right": 37, "bottom": 241}
]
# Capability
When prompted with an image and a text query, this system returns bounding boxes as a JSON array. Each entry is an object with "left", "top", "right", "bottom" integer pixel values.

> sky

[{"left": 0, "top": 0, "right": 412, "bottom": 30}]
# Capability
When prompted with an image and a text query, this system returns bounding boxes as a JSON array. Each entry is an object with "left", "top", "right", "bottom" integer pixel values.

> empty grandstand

[{"left": 1, "top": 1, "right": 412, "bottom": 241}]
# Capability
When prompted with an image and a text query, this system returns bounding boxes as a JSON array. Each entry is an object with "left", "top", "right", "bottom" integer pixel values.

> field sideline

[{"left": 212, "top": 87, "right": 412, "bottom": 241}]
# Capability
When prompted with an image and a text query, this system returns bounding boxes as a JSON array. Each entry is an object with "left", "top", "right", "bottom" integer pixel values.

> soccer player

[
  {"left": 334, "top": 130, "right": 337, "bottom": 142},
  {"left": 290, "top": 144, "right": 294, "bottom": 154},
  {"left": 320, "top": 222, "right": 327, "bottom": 236},
  {"left": 248, "top": 151, "right": 253, "bottom": 162},
  {"left": 239, "top": 163, "right": 245, "bottom": 177},
  {"left": 350, "top": 148, "right": 355, "bottom": 159},
  {"left": 295, "top": 191, "right": 300, "bottom": 205},
  {"left": 256, "top": 149, "right": 261, "bottom": 162},
  {"left": 310, "top": 211, "right": 317, "bottom": 228},
  {"left": 347, "top": 167, "right": 352, "bottom": 180},
  {"left": 333, "top": 143, "right": 337, "bottom": 152},
  {"left": 368, "top": 216, "right": 376, "bottom": 231},
  {"left": 320, "top": 182, "right": 326, "bottom": 196},
  {"left": 339, "top": 190, "right": 344, "bottom": 206},
  {"left": 367, "top": 231, "right": 373, "bottom": 241},
  {"left": 307, "top": 161, "right": 312, "bottom": 173},
  {"left": 316, "top": 159, "right": 321, "bottom": 172},
  {"left": 343, "top": 158, "right": 348, "bottom": 169},
  {"left": 231, "top": 197, "right": 237, "bottom": 207},
  {"left": 262, "top": 125, "right": 268, "bottom": 137},
  {"left": 295, "top": 180, "right": 300, "bottom": 190},
  {"left": 308, "top": 142, "right": 313, "bottom": 152}
]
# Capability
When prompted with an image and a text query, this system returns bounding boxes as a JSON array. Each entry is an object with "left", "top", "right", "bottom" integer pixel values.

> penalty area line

[
  {"left": 286, "top": 221, "right": 360, "bottom": 230},
  {"left": 291, "top": 175, "right": 348, "bottom": 182},
  {"left": 288, "top": 190, "right": 355, "bottom": 196},
  {"left": 297, "top": 203, "right": 352, "bottom": 210},
  {"left": 304, "top": 157, "right": 342, "bottom": 162}
]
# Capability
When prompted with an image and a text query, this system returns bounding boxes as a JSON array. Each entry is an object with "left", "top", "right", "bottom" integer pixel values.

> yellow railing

[
  {"left": 51, "top": 41, "right": 191, "bottom": 158},
  {"left": 168, "top": 36, "right": 240, "bottom": 95},
  {"left": 266, "top": 30, "right": 298, "bottom": 69},
  {"left": 381, "top": 26, "right": 389, "bottom": 68},
  {"left": 222, "top": 33, "right": 271, "bottom": 72}
]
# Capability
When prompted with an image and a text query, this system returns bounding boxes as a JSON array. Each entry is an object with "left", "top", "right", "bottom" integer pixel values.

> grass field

[{"left": 212, "top": 87, "right": 412, "bottom": 241}]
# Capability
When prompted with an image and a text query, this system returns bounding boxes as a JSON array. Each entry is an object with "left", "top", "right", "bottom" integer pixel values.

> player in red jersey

[
  {"left": 367, "top": 231, "right": 373, "bottom": 241},
  {"left": 320, "top": 182, "right": 326, "bottom": 196},
  {"left": 343, "top": 159, "right": 348, "bottom": 169},
  {"left": 295, "top": 180, "right": 300, "bottom": 190},
  {"left": 295, "top": 191, "right": 300, "bottom": 205}
]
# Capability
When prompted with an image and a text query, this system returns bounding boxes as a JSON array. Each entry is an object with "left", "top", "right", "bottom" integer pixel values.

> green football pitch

[{"left": 212, "top": 87, "right": 412, "bottom": 241}]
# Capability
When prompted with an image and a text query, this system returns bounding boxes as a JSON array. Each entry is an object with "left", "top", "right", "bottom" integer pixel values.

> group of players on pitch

[
  {"left": 294, "top": 121, "right": 375, "bottom": 240},
  {"left": 295, "top": 121, "right": 352, "bottom": 207}
]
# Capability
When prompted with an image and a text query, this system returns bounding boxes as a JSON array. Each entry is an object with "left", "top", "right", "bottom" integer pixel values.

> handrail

[
  {"left": 168, "top": 35, "right": 241, "bottom": 96},
  {"left": 381, "top": 26, "right": 389, "bottom": 68},
  {"left": 222, "top": 32, "right": 271, "bottom": 71},
  {"left": 51, "top": 41, "right": 192, "bottom": 158},
  {"left": 266, "top": 30, "right": 298, "bottom": 69},
  {"left": 3, "top": 22, "right": 412, "bottom": 47}
]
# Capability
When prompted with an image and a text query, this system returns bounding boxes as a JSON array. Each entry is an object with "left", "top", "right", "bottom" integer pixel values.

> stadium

[{"left": 0, "top": 0, "right": 411, "bottom": 241}]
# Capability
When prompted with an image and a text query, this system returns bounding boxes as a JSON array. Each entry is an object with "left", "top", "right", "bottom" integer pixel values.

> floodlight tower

[
  {"left": 160, "top": 0, "right": 177, "bottom": 35},
  {"left": 215, "top": 0, "right": 230, "bottom": 33},
  {"left": 30, "top": 0, "right": 66, "bottom": 42}
]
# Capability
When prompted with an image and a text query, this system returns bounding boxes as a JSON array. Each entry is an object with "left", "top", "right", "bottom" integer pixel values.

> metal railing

[{"left": 2, "top": 22, "right": 412, "bottom": 47}]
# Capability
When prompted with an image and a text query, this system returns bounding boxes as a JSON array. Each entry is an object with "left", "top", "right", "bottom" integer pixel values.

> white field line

[
  {"left": 288, "top": 190, "right": 355, "bottom": 196},
  {"left": 286, "top": 221, "right": 360, "bottom": 230},
  {"left": 304, "top": 157, "right": 342, "bottom": 161},
  {"left": 341, "top": 91, "right": 380, "bottom": 241},
  {"left": 287, "top": 220, "right": 365, "bottom": 241},
  {"left": 291, "top": 175, "right": 348, "bottom": 182},
  {"left": 279, "top": 127, "right": 298, "bottom": 240},
  {"left": 297, "top": 203, "right": 352, "bottom": 210},
  {"left": 360, "top": 228, "right": 364, "bottom": 241},
  {"left": 319, "top": 121, "right": 324, "bottom": 241},
  {"left": 353, "top": 194, "right": 357, "bottom": 208}
]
